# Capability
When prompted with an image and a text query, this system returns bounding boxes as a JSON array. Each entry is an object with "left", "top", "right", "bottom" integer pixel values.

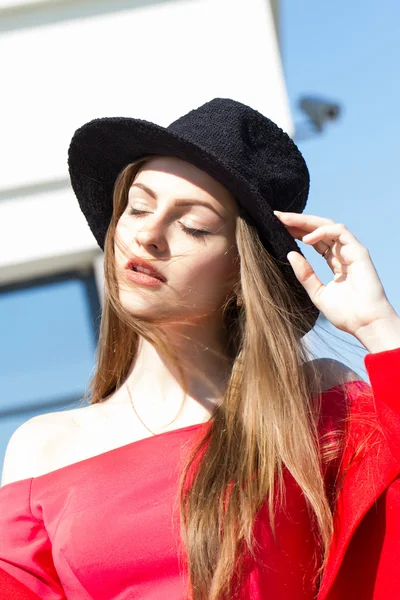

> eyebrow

[{"left": 130, "top": 182, "right": 224, "bottom": 218}]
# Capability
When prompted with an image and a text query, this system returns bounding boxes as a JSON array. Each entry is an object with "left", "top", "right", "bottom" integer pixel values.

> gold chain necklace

[
  {"left": 125, "top": 384, "right": 188, "bottom": 436},
  {"left": 125, "top": 383, "right": 157, "bottom": 436}
]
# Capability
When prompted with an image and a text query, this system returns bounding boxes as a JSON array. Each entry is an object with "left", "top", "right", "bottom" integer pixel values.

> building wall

[{"left": 0, "top": 0, "right": 291, "bottom": 471}]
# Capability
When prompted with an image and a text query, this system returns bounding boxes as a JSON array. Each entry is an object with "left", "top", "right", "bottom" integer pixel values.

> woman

[{"left": 0, "top": 98, "right": 399, "bottom": 599}]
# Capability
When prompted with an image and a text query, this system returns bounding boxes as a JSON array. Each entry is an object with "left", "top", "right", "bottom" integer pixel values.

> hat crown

[{"left": 167, "top": 98, "right": 309, "bottom": 213}]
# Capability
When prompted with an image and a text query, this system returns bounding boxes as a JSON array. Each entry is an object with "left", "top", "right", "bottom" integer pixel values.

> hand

[{"left": 273, "top": 211, "right": 398, "bottom": 339}]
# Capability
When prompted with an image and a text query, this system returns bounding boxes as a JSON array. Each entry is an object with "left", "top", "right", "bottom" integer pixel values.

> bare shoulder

[
  {"left": 0, "top": 408, "right": 81, "bottom": 487},
  {"left": 302, "top": 357, "right": 365, "bottom": 397}
]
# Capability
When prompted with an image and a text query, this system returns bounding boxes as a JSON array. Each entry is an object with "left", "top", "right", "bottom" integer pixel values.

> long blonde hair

[{"left": 87, "top": 157, "right": 363, "bottom": 599}]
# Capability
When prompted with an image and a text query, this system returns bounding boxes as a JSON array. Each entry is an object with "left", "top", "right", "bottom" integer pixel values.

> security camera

[{"left": 299, "top": 96, "right": 341, "bottom": 132}]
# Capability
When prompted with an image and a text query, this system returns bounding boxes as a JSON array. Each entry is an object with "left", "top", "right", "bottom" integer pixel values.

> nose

[{"left": 135, "top": 217, "right": 168, "bottom": 253}]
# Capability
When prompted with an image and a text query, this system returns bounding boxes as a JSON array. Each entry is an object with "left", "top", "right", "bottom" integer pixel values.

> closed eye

[{"left": 128, "top": 208, "right": 211, "bottom": 240}]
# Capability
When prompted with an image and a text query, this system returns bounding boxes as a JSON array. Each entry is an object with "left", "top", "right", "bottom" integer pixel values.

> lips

[{"left": 125, "top": 257, "right": 166, "bottom": 282}]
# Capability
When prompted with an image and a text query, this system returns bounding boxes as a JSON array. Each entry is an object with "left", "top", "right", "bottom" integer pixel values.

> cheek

[
  {"left": 115, "top": 219, "right": 134, "bottom": 244},
  {"left": 114, "top": 221, "right": 136, "bottom": 262},
  {"left": 180, "top": 243, "right": 238, "bottom": 294}
]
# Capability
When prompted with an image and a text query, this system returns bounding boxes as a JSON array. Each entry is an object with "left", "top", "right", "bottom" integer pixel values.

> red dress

[
  {"left": 0, "top": 569, "right": 41, "bottom": 599},
  {"left": 0, "top": 347, "right": 399, "bottom": 599}
]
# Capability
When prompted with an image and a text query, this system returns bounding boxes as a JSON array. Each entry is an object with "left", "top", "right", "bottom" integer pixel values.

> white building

[{"left": 0, "top": 0, "right": 291, "bottom": 464}]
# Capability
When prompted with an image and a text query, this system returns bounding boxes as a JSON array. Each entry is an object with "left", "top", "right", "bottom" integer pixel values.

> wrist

[{"left": 354, "top": 313, "right": 400, "bottom": 354}]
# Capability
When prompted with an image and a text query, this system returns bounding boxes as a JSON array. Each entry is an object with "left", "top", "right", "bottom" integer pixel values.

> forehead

[{"left": 132, "top": 156, "right": 239, "bottom": 217}]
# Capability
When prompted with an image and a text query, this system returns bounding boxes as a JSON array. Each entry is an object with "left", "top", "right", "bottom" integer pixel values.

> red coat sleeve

[
  {"left": 0, "top": 478, "right": 66, "bottom": 599},
  {"left": 319, "top": 346, "right": 400, "bottom": 600},
  {"left": 364, "top": 346, "right": 400, "bottom": 465}
]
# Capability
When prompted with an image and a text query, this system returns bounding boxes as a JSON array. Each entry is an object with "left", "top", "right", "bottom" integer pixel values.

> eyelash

[{"left": 128, "top": 208, "right": 210, "bottom": 239}]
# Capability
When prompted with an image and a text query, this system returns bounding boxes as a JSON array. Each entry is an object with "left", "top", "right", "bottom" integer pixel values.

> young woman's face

[{"left": 114, "top": 156, "right": 239, "bottom": 322}]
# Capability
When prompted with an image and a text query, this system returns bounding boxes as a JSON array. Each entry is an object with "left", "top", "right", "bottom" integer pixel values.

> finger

[
  {"left": 274, "top": 211, "right": 335, "bottom": 232},
  {"left": 310, "top": 239, "right": 338, "bottom": 260},
  {"left": 277, "top": 224, "right": 313, "bottom": 241},
  {"left": 278, "top": 227, "right": 332, "bottom": 256},
  {"left": 303, "top": 224, "right": 372, "bottom": 270},
  {"left": 274, "top": 213, "right": 336, "bottom": 245},
  {"left": 302, "top": 223, "right": 358, "bottom": 247},
  {"left": 277, "top": 222, "right": 335, "bottom": 254},
  {"left": 287, "top": 251, "right": 325, "bottom": 306},
  {"left": 275, "top": 218, "right": 336, "bottom": 257}
]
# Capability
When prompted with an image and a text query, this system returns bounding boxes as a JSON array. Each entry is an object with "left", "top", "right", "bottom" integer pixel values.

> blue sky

[
  {"left": 1, "top": 1, "right": 399, "bottom": 455},
  {"left": 281, "top": 0, "right": 400, "bottom": 374}
]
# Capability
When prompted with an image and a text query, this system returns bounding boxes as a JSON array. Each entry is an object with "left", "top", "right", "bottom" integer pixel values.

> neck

[{"left": 109, "top": 316, "right": 233, "bottom": 428}]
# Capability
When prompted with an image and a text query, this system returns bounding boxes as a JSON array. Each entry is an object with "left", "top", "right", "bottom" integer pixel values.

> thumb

[{"left": 287, "top": 251, "right": 324, "bottom": 304}]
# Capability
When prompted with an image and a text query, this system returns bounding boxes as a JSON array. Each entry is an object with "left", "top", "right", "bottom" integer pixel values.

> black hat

[{"left": 68, "top": 97, "right": 319, "bottom": 334}]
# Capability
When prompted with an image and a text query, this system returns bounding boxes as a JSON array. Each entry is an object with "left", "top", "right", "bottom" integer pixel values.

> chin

[{"left": 118, "top": 291, "right": 169, "bottom": 321}]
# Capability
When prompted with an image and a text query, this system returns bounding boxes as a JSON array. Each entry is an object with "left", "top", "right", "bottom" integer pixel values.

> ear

[{"left": 302, "top": 358, "right": 365, "bottom": 397}]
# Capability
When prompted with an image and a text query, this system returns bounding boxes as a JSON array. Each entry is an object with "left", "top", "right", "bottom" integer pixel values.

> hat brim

[{"left": 68, "top": 116, "right": 319, "bottom": 332}]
